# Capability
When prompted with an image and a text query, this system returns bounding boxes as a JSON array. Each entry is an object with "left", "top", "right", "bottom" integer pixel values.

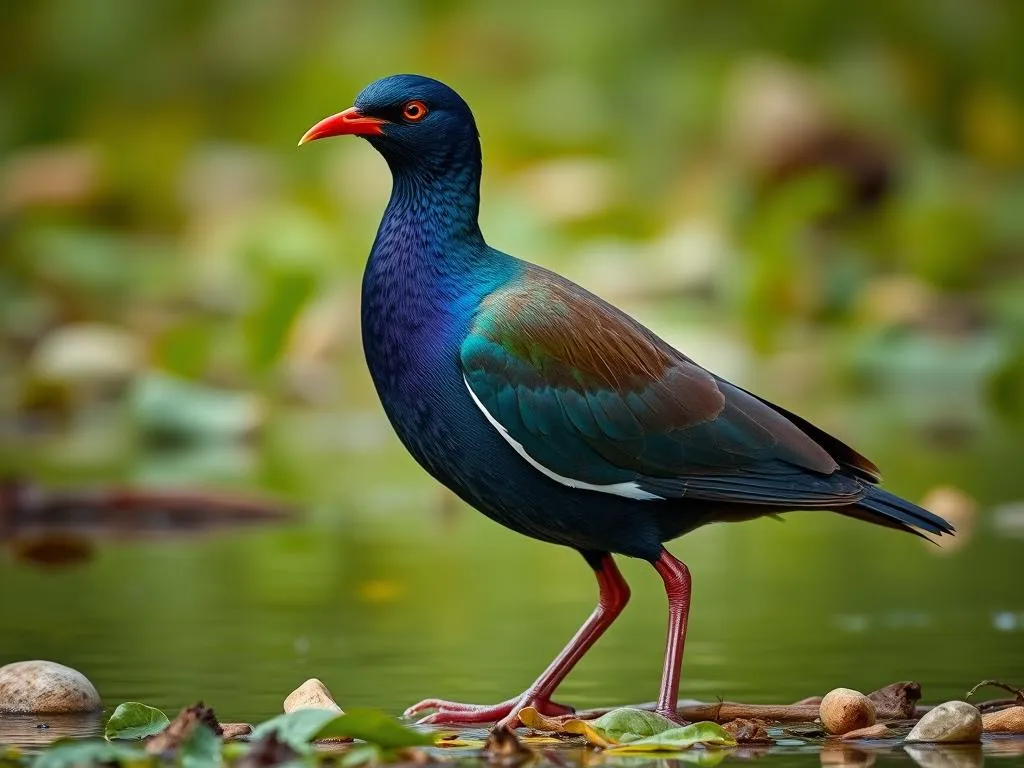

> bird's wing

[{"left": 460, "top": 264, "right": 877, "bottom": 505}]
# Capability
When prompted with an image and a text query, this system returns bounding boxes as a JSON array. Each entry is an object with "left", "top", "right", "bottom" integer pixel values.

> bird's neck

[
  {"left": 378, "top": 155, "right": 486, "bottom": 257},
  {"left": 362, "top": 155, "right": 514, "bottom": 350}
]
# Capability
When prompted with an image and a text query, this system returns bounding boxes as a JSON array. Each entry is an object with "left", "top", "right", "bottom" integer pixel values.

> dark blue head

[{"left": 300, "top": 74, "right": 480, "bottom": 175}]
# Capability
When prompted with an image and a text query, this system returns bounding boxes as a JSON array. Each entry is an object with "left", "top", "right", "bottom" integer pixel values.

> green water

[{"left": 1, "top": 345, "right": 1023, "bottom": 766}]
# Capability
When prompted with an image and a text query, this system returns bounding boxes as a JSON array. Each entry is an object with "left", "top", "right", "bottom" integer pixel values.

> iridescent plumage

[{"left": 301, "top": 74, "right": 954, "bottom": 729}]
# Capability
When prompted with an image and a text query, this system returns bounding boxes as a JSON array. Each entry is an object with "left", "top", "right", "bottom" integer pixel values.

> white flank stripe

[{"left": 463, "top": 375, "right": 662, "bottom": 501}]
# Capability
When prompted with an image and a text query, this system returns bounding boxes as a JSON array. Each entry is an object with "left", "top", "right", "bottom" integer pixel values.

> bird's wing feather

[{"left": 460, "top": 264, "right": 867, "bottom": 505}]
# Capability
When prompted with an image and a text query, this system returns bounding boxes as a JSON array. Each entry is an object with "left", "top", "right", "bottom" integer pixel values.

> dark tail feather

[{"left": 845, "top": 486, "right": 956, "bottom": 539}]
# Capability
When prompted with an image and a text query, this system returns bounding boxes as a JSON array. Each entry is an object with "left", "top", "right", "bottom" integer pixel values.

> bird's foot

[{"left": 405, "top": 695, "right": 574, "bottom": 728}]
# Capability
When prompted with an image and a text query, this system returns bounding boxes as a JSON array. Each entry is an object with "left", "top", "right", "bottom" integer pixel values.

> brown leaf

[
  {"left": 867, "top": 681, "right": 921, "bottom": 720},
  {"left": 146, "top": 702, "right": 223, "bottom": 754}
]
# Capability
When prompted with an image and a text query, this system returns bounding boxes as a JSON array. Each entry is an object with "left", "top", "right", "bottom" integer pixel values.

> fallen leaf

[
  {"left": 104, "top": 702, "right": 170, "bottom": 740},
  {"left": 604, "top": 721, "right": 737, "bottom": 753},
  {"left": 519, "top": 706, "right": 679, "bottom": 747}
]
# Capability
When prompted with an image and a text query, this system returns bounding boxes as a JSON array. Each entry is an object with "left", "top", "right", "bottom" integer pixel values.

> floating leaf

[
  {"left": 250, "top": 709, "right": 339, "bottom": 752},
  {"left": 585, "top": 708, "right": 682, "bottom": 743},
  {"left": 104, "top": 702, "right": 171, "bottom": 741},
  {"left": 606, "top": 722, "right": 737, "bottom": 753},
  {"left": 251, "top": 708, "right": 433, "bottom": 753},
  {"left": 315, "top": 709, "right": 435, "bottom": 748},
  {"left": 33, "top": 739, "right": 150, "bottom": 767}
]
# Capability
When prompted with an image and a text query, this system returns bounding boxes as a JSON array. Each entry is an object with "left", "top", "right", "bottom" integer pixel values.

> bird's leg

[
  {"left": 405, "top": 552, "right": 630, "bottom": 728},
  {"left": 653, "top": 548, "right": 692, "bottom": 723}
]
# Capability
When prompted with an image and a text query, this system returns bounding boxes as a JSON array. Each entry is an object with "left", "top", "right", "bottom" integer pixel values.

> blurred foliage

[{"left": 1, "top": 0, "right": 1022, "bottom": 427}]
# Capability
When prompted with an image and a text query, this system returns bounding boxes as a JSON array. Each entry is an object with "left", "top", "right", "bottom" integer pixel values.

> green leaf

[
  {"left": 251, "top": 710, "right": 339, "bottom": 753},
  {"left": 251, "top": 708, "right": 434, "bottom": 754},
  {"left": 104, "top": 702, "right": 171, "bottom": 740},
  {"left": 586, "top": 708, "right": 681, "bottom": 743},
  {"left": 181, "top": 724, "right": 222, "bottom": 768},
  {"left": 32, "top": 739, "right": 151, "bottom": 768},
  {"left": 338, "top": 744, "right": 381, "bottom": 767},
  {"left": 315, "top": 709, "right": 435, "bottom": 748},
  {"left": 605, "top": 721, "right": 737, "bottom": 753}
]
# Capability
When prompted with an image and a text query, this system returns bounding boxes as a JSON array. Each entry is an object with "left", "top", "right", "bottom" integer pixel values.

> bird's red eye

[{"left": 402, "top": 100, "right": 428, "bottom": 122}]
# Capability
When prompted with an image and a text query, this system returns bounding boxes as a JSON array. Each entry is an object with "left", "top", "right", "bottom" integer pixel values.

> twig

[
  {"left": 965, "top": 680, "right": 1024, "bottom": 705},
  {"left": 573, "top": 700, "right": 823, "bottom": 724}
]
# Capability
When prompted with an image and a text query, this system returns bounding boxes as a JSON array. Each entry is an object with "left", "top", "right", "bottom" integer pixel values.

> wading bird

[{"left": 299, "top": 74, "right": 953, "bottom": 729}]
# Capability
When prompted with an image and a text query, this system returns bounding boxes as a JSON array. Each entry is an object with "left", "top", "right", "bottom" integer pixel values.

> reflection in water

[
  {"left": 904, "top": 744, "right": 983, "bottom": 768},
  {"left": 0, "top": 713, "right": 101, "bottom": 747},
  {"left": 820, "top": 742, "right": 875, "bottom": 767},
  {"left": 0, "top": 476, "right": 293, "bottom": 568}
]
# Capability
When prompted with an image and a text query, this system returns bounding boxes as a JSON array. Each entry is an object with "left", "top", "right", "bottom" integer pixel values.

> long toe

[{"left": 405, "top": 696, "right": 574, "bottom": 727}]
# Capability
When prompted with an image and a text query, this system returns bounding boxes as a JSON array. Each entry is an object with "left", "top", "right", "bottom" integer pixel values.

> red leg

[
  {"left": 653, "top": 548, "right": 691, "bottom": 722},
  {"left": 405, "top": 553, "right": 631, "bottom": 728}
]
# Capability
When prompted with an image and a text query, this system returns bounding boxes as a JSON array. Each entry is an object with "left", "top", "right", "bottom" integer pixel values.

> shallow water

[{"left": 1, "top": 344, "right": 1023, "bottom": 765}]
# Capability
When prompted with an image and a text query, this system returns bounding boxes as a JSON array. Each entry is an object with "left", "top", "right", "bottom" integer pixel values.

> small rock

[
  {"left": 820, "top": 688, "right": 877, "bottom": 735},
  {"left": 841, "top": 723, "right": 891, "bottom": 740},
  {"left": 283, "top": 678, "right": 342, "bottom": 713},
  {"left": 905, "top": 701, "right": 982, "bottom": 743},
  {"left": 0, "top": 660, "right": 101, "bottom": 714},
  {"left": 981, "top": 705, "right": 1024, "bottom": 733}
]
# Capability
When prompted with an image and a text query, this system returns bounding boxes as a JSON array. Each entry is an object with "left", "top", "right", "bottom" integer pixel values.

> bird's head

[{"left": 299, "top": 74, "right": 479, "bottom": 172}]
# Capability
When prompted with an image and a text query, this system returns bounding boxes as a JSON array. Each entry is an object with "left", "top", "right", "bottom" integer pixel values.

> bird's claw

[{"left": 404, "top": 695, "right": 574, "bottom": 727}]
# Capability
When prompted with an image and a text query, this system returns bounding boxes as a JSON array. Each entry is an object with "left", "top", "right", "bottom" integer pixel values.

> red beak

[{"left": 298, "top": 106, "right": 386, "bottom": 145}]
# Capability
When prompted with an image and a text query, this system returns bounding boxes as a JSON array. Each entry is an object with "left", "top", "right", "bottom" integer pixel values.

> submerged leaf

[
  {"left": 104, "top": 703, "right": 171, "bottom": 740},
  {"left": 605, "top": 722, "right": 737, "bottom": 753}
]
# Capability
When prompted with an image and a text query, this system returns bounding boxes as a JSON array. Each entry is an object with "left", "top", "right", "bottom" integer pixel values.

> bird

[{"left": 299, "top": 74, "right": 954, "bottom": 730}]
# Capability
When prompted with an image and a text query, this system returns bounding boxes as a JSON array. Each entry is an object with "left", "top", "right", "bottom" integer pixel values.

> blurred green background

[{"left": 1, "top": 0, "right": 1022, "bottom": 729}]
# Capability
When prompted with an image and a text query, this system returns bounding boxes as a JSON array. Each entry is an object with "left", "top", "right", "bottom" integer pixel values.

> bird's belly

[{"left": 362, "top": 323, "right": 675, "bottom": 558}]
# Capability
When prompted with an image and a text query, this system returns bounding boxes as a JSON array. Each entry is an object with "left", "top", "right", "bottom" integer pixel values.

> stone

[
  {"left": 283, "top": 678, "right": 342, "bottom": 713},
  {"left": 981, "top": 705, "right": 1024, "bottom": 733},
  {"left": 0, "top": 660, "right": 101, "bottom": 714},
  {"left": 820, "top": 688, "right": 877, "bottom": 735},
  {"left": 905, "top": 701, "right": 982, "bottom": 743}
]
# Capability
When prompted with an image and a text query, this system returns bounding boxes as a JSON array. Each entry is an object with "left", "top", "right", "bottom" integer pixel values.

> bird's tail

[{"left": 842, "top": 486, "right": 955, "bottom": 539}]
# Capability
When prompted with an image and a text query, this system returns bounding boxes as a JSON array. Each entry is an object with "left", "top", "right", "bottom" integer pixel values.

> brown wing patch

[{"left": 474, "top": 265, "right": 725, "bottom": 429}]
